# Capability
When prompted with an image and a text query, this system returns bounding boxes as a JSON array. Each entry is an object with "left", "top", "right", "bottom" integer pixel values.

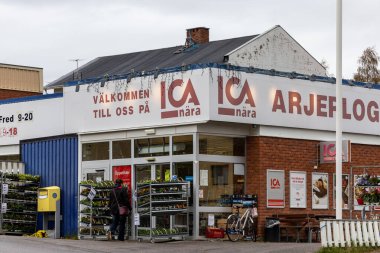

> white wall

[{"left": 226, "top": 26, "right": 326, "bottom": 76}]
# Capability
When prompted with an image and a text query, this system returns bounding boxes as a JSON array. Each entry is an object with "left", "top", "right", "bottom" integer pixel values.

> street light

[{"left": 336, "top": 0, "right": 343, "bottom": 220}]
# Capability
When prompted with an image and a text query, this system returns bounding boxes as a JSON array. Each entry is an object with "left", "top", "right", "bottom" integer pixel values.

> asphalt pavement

[{"left": 0, "top": 235, "right": 322, "bottom": 253}]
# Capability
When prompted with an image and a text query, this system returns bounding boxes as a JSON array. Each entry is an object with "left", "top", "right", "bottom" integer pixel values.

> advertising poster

[
  {"left": 267, "top": 170, "right": 285, "bottom": 208},
  {"left": 112, "top": 165, "right": 132, "bottom": 194},
  {"left": 312, "top": 173, "right": 329, "bottom": 209},
  {"left": 289, "top": 171, "right": 306, "bottom": 208},
  {"left": 333, "top": 174, "right": 350, "bottom": 210}
]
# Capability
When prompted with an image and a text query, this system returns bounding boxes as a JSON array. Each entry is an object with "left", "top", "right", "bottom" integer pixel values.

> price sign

[
  {"left": 87, "top": 187, "right": 97, "bottom": 201},
  {"left": 2, "top": 184, "right": 9, "bottom": 195},
  {"left": 134, "top": 213, "right": 140, "bottom": 226},
  {"left": 208, "top": 214, "right": 215, "bottom": 226},
  {"left": 1, "top": 203, "right": 7, "bottom": 213}
]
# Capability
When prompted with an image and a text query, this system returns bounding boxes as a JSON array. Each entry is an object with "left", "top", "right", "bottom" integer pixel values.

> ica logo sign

[
  {"left": 161, "top": 79, "right": 201, "bottom": 119},
  {"left": 217, "top": 76, "right": 256, "bottom": 118},
  {"left": 270, "top": 178, "right": 281, "bottom": 189},
  {"left": 319, "top": 140, "right": 351, "bottom": 163}
]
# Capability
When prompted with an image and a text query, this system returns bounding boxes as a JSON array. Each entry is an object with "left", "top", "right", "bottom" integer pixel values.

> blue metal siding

[{"left": 21, "top": 136, "right": 78, "bottom": 237}]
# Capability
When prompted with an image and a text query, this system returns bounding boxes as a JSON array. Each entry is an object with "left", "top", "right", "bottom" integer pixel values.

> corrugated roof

[{"left": 46, "top": 35, "right": 257, "bottom": 88}]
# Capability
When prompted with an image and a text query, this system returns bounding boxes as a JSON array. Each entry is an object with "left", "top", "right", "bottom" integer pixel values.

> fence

[{"left": 321, "top": 219, "right": 380, "bottom": 247}]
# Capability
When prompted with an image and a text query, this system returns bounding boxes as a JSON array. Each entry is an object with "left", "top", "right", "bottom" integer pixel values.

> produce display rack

[
  {"left": 78, "top": 180, "right": 114, "bottom": 240},
  {"left": 0, "top": 172, "right": 40, "bottom": 235},
  {"left": 136, "top": 181, "right": 190, "bottom": 243}
]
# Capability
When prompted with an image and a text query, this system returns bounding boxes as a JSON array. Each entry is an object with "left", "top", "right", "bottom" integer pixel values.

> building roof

[{"left": 46, "top": 35, "right": 257, "bottom": 89}]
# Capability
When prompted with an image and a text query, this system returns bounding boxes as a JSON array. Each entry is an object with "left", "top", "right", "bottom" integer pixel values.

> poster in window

[
  {"left": 333, "top": 174, "right": 350, "bottom": 210},
  {"left": 112, "top": 165, "right": 132, "bottom": 203},
  {"left": 290, "top": 171, "right": 307, "bottom": 208},
  {"left": 212, "top": 165, "right": 228, "bottom": 185},
  {"left": 312, "top": 173, "right": 329, "bottom": 209},
  {"left": 200, "top": 170, "right": 208, "bottom": 186},
  {"left": 267, "top": 170, "right": 285, "bottom": 208}
]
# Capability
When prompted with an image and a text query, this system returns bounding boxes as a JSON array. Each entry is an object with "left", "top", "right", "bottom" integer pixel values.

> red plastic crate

[{"left": 205, "top": 227, "right": 225, "bottom": 238}]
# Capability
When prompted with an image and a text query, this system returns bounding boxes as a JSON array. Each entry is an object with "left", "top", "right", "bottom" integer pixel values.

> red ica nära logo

[
  {"left": 217, "top": 76, "right": 256, "bottom": 118},
  {"left": 271, "top": 178, "right": 281, "bottom": 189},
  {"left": 161, "top": 79, "right": 201, "bottom": 119},
  {"left": 323, "top": 143, "right": 336, "bottom": 161}
]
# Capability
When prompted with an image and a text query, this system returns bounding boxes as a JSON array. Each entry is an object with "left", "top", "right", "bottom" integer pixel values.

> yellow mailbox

[{"left": 38, "top": 186, "right": 60, "bottom": 212}]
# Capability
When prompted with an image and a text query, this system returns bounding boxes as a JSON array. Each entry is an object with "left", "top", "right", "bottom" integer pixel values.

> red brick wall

[
  {"left": 246, "top": 136, "right": 380, "bottom": 240},
  {"left": 0, "top": 89, "right": 41, "bottom": 100},
  {"left": 187, "top": 27, "right": 209, "bottom": 44}
]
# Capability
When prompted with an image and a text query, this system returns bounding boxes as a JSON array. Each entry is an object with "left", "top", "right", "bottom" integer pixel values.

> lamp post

[{"left": 336, "top": 0, "right": 343, "bottom": 220}]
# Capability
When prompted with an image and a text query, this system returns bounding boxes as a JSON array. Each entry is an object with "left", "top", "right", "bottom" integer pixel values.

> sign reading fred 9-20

[
  {"left": 0, "top": 98, "right": 64, "bottom": 146},
  {"left": 0, "top": 112, "right": 33, "bottom": 138}
]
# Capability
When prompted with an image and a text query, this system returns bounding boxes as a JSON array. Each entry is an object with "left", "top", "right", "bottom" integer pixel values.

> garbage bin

[{"left": 265, "top": 218, "right": 280, "bottom": 242}]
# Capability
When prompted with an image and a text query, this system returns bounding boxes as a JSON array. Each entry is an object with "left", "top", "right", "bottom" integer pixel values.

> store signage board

[
  {"left": 319, "top": 140, "right": 351, "bottom": 163},
  {"left": 267, "top": 169, "right": 285, "bottom": 208},
  {"left": 64, "top": 69, "right": 209, "bottom": 134},
  {"left": 2, "top": 183, "right": 8, "bottom": 195},
  {"left": 312, "top": 173, "right": 329, "bottom": 209},
  {"left": 0, "top": 97, "right": 64, "bottom": 146},
  {"left": 209, "top": 70, "right": 380, "bottom": 136},
  {"left": 289, "top": 171, "right": 306, "bottom": 208},
  {"left": 63, "top": 69, "right": 380, "bottom": 136}
]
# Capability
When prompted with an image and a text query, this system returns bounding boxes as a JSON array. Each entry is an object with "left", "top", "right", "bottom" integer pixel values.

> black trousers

[{"left": 111, "top": 214, "right": 127, "bottom": 240}]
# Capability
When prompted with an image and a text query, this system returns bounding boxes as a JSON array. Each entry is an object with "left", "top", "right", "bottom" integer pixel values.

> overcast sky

[{"left": 1, "top": 0, "right": 379, "bottom": 86}]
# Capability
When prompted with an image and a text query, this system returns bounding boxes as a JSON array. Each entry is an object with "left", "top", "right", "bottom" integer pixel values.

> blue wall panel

[{"left": 21, "top": 135, "right": 78, "bottom": 237}]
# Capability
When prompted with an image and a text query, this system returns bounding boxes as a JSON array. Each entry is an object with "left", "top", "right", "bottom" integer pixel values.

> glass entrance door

[{"left": 134, "top": 163, "right": 171, "bottom": 232}]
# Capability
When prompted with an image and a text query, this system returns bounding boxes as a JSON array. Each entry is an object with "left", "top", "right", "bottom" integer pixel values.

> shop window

[
  {"left": 134, "top": 137, "right": 169, "bottom": 157},
  {"left": 172, "top": 135, "right": 193, "bottom": 155},
  {"left": 199, "top": 212, "right": 229, "bottom": 236},
  {"left": 199, "top": 135, "right": 245, "bottom": 156},
  {"left": 173, "top": 162, "right": 193, "bottom": 206},
  {"left": 82, "top": 142, "right": 109, "bottom": 161},
  {"left": 135, "top": 165, "right": 151, "bottom": 183},
  {"left": 0, "top": 155, "right": 20, "bottom": 161},
  {"left": 212, "top": 165, "right": 228, "bottom": 185},
  {"left": 112, "top": 140, "right": 131, "bottom": 159},
  {"left": 199, "top": 162, "right": 245, "bottom": 207}
]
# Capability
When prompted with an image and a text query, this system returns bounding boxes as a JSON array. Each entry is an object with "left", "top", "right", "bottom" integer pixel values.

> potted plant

[{"left": 363, "top": 192, "right": 371, "bottom": 205}]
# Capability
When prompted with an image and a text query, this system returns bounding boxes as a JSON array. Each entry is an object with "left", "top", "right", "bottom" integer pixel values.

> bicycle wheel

[
  {"left": 226, "top": 214, "right": 242, "bottom": 242},
  {"left": 245, "top": 218, "right": 256, "bottom": 242}
]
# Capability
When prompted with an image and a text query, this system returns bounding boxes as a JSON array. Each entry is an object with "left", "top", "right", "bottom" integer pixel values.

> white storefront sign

[
  {"left": 64, "top": 70, "right": 209, "bottom": 134},
  {"left": 209, "top": 71, "right": 380, "bottom": 136},
  {"left": 0, "top": 97, "right": 64, "bottom": 146},
  {"left": 267, "top": 170, "right": 285, "bottom": 208},
  {"left": 289, "top": 171, "right": 306, "bottom": 208},
  {"left": 63, "top": 68, "right": 380, "bottom": 136}
]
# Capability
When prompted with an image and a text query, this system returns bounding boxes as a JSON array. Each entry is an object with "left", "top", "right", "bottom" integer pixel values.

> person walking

[{"left": 108, "top": 178, "right": 132, "bottom": 241}]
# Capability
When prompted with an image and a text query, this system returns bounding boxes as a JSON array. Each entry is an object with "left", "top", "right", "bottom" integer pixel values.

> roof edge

[
  {"left": 224, "top": 25, "right": 281, "bottom": 57},
  {"left": 0, "top": 93, "right": 63, "bottom": 106}
]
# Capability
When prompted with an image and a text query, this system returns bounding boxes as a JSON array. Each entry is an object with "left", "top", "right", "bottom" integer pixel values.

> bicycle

[{"left": 226, "top": 205, "right": 257, "bottom": 242}]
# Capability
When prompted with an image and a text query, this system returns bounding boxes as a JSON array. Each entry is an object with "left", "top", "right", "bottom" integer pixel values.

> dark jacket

[{"left": 109, "top": 185, "right": 132, "bottom": 216}]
